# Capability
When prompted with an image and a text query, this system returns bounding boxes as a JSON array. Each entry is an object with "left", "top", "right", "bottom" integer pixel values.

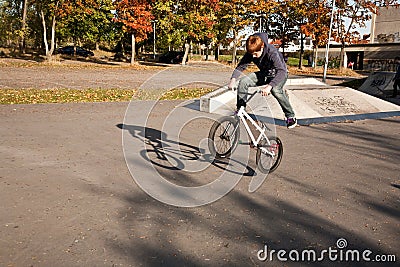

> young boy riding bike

[{"left": 228, "top": 32, "right": 297, "bottom": 129}]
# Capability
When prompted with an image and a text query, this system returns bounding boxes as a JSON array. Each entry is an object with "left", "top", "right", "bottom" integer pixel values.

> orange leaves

[
  {"left": 114, "top": 0, "right": 153, "bottom": 41},
  {"left": 56, "top": 0, "right": 99, "bottom": 18},
  {"left": 249, "top": 0, "right": 278, "bottom": 14}
]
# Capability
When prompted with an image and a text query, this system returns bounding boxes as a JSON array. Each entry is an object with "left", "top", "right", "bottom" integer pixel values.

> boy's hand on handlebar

[
  {"left": 228, "top": 78, "right": 236, "bottom": 90},
  {"left": 261, "top": 85, "right": 272, "bottom": 96}
]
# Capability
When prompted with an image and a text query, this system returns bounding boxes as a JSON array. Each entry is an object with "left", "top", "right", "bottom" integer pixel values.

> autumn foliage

[
  {"left": 2, "top": 0, "right": 400, "bottom": 65},
  {"left": 114, "top": 0, "right": 153, "bottom": 42}
]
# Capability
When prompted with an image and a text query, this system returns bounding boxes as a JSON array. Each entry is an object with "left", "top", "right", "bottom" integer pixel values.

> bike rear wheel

[
  {"left": 256, "top": 137, "right": 283, "bottom": 173},
  {"left": 208, "top": 116, "right": 240, "bottom": 158}
]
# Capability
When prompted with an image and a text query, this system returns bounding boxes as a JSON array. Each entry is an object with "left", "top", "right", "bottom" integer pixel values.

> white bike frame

[{"left": 235, "top": 106, "right": 275, "bottom": 157}]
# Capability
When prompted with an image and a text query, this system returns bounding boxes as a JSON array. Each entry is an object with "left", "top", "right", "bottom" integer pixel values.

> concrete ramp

[
  {"left": 199, "top": 77, "right": 400, "bottom": 126},
  {"left": 358, "top": 71, "right": 395, "bottom": 97}
]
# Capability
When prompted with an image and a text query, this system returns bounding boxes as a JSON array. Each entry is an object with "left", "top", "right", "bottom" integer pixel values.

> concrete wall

[{"left": 372, "top": 6, "right": 400, "bottom": 43}]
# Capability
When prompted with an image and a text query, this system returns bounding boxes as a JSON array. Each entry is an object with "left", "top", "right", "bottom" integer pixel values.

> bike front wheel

[
  {"left": 208, "top": 116, "right": 240, "bottom": 158},
  {"left": 256, "top": 137, "right": 283, "bottom": 174}
]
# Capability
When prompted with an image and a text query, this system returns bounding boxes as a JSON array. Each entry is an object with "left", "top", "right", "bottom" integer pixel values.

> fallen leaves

[
  {"left": 0, "top": 88, "right": 137, "bottom": 104},
  {"left": 0, "top": 87, "right": 216, "bottom": 104},
  {"left": 159, "top": 88, "right": 215, "bottom": 100}
]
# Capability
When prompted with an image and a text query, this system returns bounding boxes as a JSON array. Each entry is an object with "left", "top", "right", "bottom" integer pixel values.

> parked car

[
  {"left": 57, "top": 46, "right": 94, "bottom": 57},
  {"left": 158, "top": 51, "right": 187, "bottom": 64}
]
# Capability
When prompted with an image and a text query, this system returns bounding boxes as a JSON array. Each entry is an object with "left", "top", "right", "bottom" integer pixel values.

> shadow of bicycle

[{"left": 116, "top": 123, "right": 256, "bottom": 186}]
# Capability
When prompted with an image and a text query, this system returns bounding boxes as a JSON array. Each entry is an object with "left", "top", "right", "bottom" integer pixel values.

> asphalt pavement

[
  {"left": 1, "top": 99, "right": 399, "bottom": 266},
  {"left": 0, "top": 61, "right": 399, "bottom": 266}
]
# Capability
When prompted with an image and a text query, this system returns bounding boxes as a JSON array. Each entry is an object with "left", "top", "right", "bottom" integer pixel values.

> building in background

[{"left": 317, "top": 5, "right": 400, "bottom": 71}]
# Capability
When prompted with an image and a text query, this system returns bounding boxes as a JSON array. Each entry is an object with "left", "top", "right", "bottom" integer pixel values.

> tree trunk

[
  {"left": 49, "top": 13, "right": 56, "bottom": 58},
  {"left": 40, "top": 4, "right": 57, "bottom": 62},
  {"left": 313, "top": 45, "right": 318, "bottom": 69},
  {"left": 232, "top": 45, "right": 237, "bottom": 66},
  {"left": 190, "top": 40, "right": 193, "bottom": 58},
  {"left": 19, "top": 0, "right": 28, "bottom": 54},
  {"left": 40, "top": 10, "right": 49, "bottom": 57},
  {"left": 232, "top": 31, "right": 237, "bottom": 66},
  {"left": 214, "top": 45, "right": 219, "bottom": 61},
  {"left": 298, "top": 32, "right": 304, "bottom": 69},
  {"left": 131, "top": 33, "right": 135, "bottom": 65},
  {"left": 339, "top": 44, "right": 345, "bottom": 70},
  {"left": 182, "top": 42, "right": 190, "bottom": 66}
]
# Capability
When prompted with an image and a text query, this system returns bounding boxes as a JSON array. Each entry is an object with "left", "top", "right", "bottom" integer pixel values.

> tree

[
  {"left": 0, "top": 0, "right": 25, "bottom": 49},
  {"left": 154, "top": 0, "right": 220, "bottom": 65},
  {"left": 56, "top": 0, "right": 113, "bottom": 49},
  {"left": 217, "top": 0, "right": 254, "bottom": 65},
  {"left": 282, "top": 0, "right": 309, "bottom": 69},
  {"left": 33, "top": 0, "right": 62, "bottom": 60},
  {"left": 90, "top": 0, "right": 117, "bottom": 50},
  {"left": 152, "top": 0, "right": 185, "bottom": 53},
  {"left": 269, "top": 1, "right": 299, "bottom": 57},
  {"left": 183, "top": 0, "right": 219, "bottom": 64},
  {"left": 114, "top": 0, "right": 153, "bottom": 65},
  {"left": 19, "top": 0, "right": 27, "bottom": 53},
  {"left": 302, "top": 0, "right": 330, "bottom": 69}
]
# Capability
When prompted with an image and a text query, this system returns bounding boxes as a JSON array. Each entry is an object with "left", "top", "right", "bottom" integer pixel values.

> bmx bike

[{"left": 208, "top": 88, "right": 283, "bottom": 173}]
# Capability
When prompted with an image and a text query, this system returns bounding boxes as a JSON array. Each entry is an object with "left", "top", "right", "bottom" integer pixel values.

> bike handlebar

[
  {"left": 228, "top": 86, "right": 266, "bottom": 103},
  {"left": 229, "top": 86, "right": 262, "bottom": 94}
]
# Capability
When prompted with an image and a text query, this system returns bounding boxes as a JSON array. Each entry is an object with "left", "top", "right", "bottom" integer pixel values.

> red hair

[{"left": 246, "top": 35, "right": 263, "bottom": 53}]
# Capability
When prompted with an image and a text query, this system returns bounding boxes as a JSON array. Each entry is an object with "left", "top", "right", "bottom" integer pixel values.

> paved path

[
  {"left": 1, "top": 101, "right": 399, "bottom": 266},
  {"left": 0, "top": 65, "right": 157, "bottom": 90},
  {"left": 0, "top": 61, "right": 233, "bottom": 90}
]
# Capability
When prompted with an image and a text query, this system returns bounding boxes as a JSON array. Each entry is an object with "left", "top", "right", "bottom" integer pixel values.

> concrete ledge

[
  {"left": 285, "top": 77, "right": 327, "bottom": 86},
  {"left": 200, "top": 86, "right": 236, "bottom": 113}
]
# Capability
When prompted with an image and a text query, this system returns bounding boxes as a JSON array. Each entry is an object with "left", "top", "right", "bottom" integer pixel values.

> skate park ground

[{"left": 0, "top": 60, "right": 399, "bottom": 266}]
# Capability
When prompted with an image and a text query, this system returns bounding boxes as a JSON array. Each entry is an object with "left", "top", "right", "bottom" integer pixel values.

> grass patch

[
  {"left": 159, "top": 87, "right": 214, "bottom": 100},
  {"left": 0, "top": 87, "right": 215, "bottom": 104},
  {"left": 287, "top": 57, "right": 309, "bottom": 67},
  {"left": 0, "top": 88, "right": 137, "bottom": 104}
]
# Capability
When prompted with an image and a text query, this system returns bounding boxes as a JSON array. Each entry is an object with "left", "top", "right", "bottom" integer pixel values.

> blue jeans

[{"left": 237, "top": 72, "right": 295, "bottom": 118}]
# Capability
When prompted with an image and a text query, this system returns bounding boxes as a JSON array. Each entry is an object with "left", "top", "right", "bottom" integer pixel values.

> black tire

[
  {"left": 256, "top": 137, "right": 283, "bottom": 174},
  {"left": 208, "top": 116, "right": 240, "bottom": 158}
]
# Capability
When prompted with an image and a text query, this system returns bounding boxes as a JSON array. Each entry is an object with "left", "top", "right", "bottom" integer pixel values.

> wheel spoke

[
  {"left": 208, "top": 117, "right": 239, "bottom": 158},
  {"left": 256, "top": 137, "right": 283, "bottom": 174}
]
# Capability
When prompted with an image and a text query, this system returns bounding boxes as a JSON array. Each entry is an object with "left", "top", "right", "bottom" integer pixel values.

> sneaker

[{"left": 286, "top": 117, "right": 297, "bottom": 129}]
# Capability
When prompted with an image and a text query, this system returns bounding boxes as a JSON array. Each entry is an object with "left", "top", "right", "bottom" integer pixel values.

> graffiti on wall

[
  {"left": 365, "top": 60, "right": 398, "bottom": 72},
  {"left": 370, "top": 76, "right": 388, "bottom": 93},
  {"left": 376, "top": 32, "right": 400, "bottom": 43}
]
